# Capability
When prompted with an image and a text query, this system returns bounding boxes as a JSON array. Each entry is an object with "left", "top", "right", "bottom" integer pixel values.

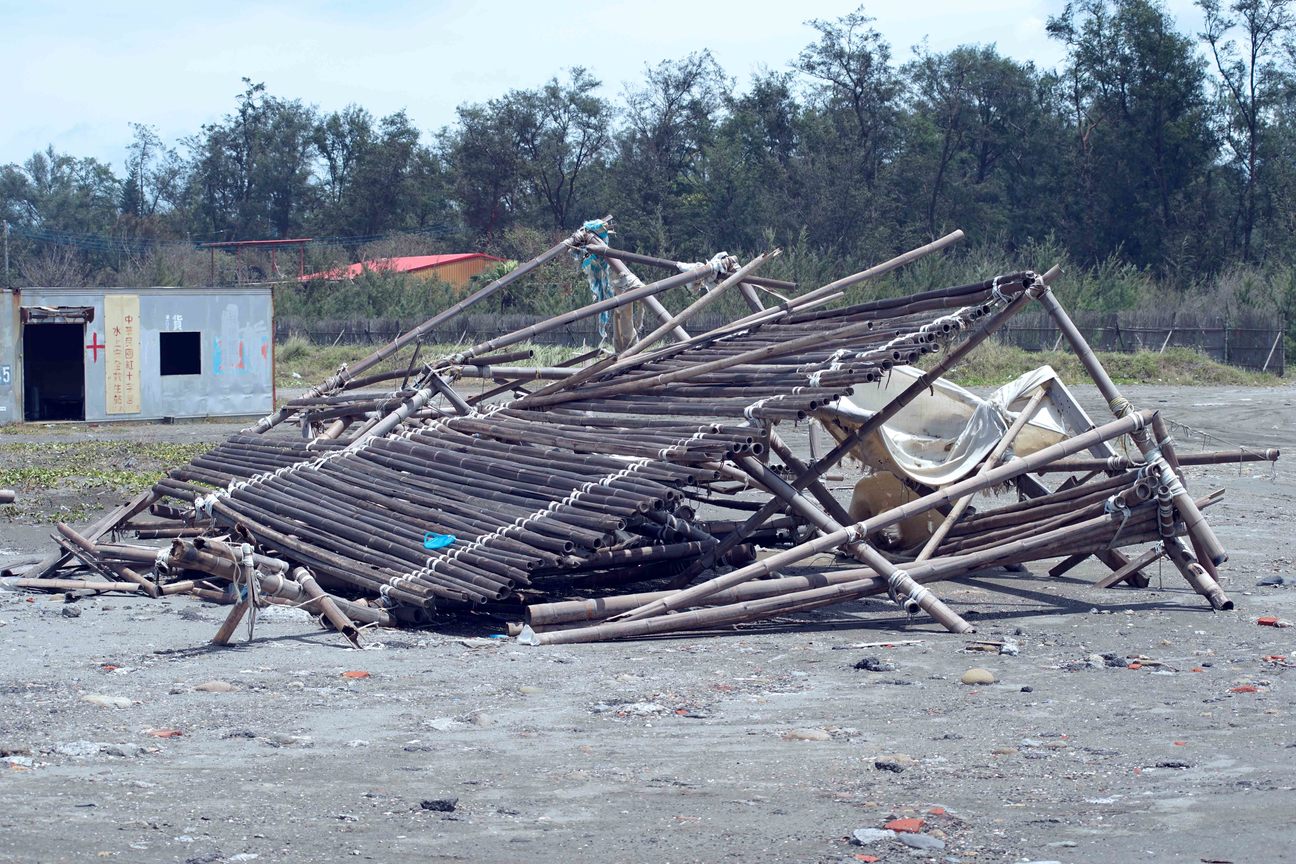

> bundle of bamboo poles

[{"left": 18, "top": 216, "right": 1277, "bottom": 647}]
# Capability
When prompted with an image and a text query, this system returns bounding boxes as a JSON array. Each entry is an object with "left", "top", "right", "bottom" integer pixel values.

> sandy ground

[{"left": 1, "top": 385, "right": 1294, "bottom": 864}]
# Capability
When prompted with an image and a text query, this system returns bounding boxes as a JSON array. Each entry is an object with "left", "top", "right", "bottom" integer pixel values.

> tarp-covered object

[{"left": 820, "top": 365, "right": 1079, "bottom": 487}]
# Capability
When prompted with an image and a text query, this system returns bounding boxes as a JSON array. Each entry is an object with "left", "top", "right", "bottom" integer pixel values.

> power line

[{"left": 5, "top": 221, "right": 466, "bottom": 254}]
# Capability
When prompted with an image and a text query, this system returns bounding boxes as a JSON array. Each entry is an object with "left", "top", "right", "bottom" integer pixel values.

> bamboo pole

[
  {"left": 247, "top": 228, "right": 589, "bottom": 435},
  {"left": 56, "top": 522, "right": 160, "bottom": 597},
  {"left": 521, "top": 495, "right": 1170, "bottom": 644},
  {"left": 734, "top": 454, "right": 973, "bottom": 632},
  {"left": 15, "top": 578, "right": 140, "bottom": 593},
  {"left": 616, "top": 408, "right": 1153, "bottom": 623},
  {"left": 294, "top": 567, "right": 361, "bottom": 647},
  {"left": 605, "top": 256, "right": 691, "bottom": 342},
  {"left": 581, "top": 242, "right": 797, "bottom": 292},
  {"left": 1034, "top": 448, "right": 1280, "bottom": 472},
  {"left": 620, "top": 250, "right": 780, "bottom": 358},
  {"left": 664, "top": 272, "right": 1049, "bottom": 587},
  {"left": 1035, "top": 287, "right": 1227, "bottom": 566}
]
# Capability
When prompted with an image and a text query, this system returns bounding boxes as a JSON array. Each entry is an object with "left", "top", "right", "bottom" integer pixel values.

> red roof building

[{"left": 303, "top": 253, "right": 506, "bottom": 289}]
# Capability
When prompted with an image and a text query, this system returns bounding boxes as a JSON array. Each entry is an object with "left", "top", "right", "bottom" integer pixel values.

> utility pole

[{"left": 3, "top": 220, "right": 9, "bottom": 288}]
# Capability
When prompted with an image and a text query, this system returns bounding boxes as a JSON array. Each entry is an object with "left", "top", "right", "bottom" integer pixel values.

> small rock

[
  {"left": 782, "top": 728, "right": 831, "bottom": 742},
  {"left": 419, "top": 798, "right": 458, "bottom": 812},
  {"left": 264, "top": 734, "right": 311, "bottom": 748},
  {"left": 54, "top": 741, "right": 102, "bottom": 757},
  {"left": 425, "top": 717, "right": 466, "bottom": 732},
  {"left": 884, "top": 817, "right": 925, "bottom": 833},
  {"left": 1020, "top": 686, "right": 1034, "bottom": 693},
  {"left": 1101, "top": 653, "right": 1129, "bottom": 668},
  {"left": 194, "top": 681, "right": 235, "bottom": 693},
  {"left": 1156, "top": 760, "right": 1191, "bottom": 769},
  {"left": 81, "top": 694, "right": 132, "bottom": 709},
  {"left": 999, "top": 639, "right": 1020, "bottom": 656},
  {"left": 854, "top": 656, "right": 897, "bottom": 673},
  {"left": 960, "top": 668, "right": 995, "bottom": 685},
  {"left": 874, "top": 760, "right": 905, "bottom": 773},
  {"left": 899, "top": 833, "right": 945, "bottom": 851},
  {"left": 61, "top": 605, "right": 81, "bottom": 619},
  {"left": 850, "top": 828, "right": 895, "bottom": 846}
]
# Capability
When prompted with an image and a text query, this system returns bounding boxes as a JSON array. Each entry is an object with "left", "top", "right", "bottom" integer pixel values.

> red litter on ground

[
  {"left": 1230, "top": 685, "right": 1259, "bottom": 694},
  {"left": 884, "top": 818, "right": 924, "bottom": 833}
]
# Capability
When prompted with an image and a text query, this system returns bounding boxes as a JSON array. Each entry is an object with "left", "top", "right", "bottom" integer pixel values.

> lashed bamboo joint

[{"left": 17, "top": 217, "right": 1275, "bottom": 647}]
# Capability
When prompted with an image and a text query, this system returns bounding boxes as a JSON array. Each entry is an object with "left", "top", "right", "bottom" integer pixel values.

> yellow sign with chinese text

[{"left": 104, "top": 294, "right": 141, "bottom": 414}]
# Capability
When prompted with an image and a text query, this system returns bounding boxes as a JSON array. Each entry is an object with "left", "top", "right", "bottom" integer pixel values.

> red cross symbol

[{"left": 85, "top": 332, "right": 104, "bottom": 363}]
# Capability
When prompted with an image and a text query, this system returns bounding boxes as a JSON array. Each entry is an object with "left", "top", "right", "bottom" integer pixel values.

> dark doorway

[{"left": 23, "top": 323, "right": 85, "bottom": 421}]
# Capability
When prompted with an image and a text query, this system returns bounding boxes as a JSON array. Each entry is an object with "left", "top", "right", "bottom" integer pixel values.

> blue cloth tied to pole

[{"left": 577, "top": 219, "right": 613, "bottom": 345}]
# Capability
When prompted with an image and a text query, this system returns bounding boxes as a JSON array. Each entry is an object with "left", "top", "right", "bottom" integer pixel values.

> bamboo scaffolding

[{"left": 21, "top": 215, "right": 1267, "bottom": 651}]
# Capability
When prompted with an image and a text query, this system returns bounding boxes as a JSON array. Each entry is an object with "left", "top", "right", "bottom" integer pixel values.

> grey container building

[{"left": 0, "top": 286, "right": 274, "bottom": 424}]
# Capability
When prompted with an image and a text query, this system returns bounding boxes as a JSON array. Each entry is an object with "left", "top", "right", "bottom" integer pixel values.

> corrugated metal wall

[
  {"left": 0, "top": 286, "right": 274, "bottom": 424},
  {"left": 412, "top": 258, "right": 497, "bottom": 289}
]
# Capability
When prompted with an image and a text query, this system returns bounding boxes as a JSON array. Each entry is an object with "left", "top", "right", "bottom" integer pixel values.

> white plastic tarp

[{"left": 824, "top": 365, "right": 1073, "bottom": 486}]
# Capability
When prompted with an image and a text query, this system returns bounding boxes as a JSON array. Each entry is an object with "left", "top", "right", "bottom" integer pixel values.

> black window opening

[{"left": 159, "top": 331, "right": 202, "bottom": 376}]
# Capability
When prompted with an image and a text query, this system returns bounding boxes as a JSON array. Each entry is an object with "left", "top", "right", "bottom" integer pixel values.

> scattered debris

[{"left": 850, "top": 828, "right": 894, "bottom": 846}]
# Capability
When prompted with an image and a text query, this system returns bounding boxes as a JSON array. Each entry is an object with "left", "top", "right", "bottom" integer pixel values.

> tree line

[{"left": 3, "top": 1, "right": 1295, "bottom": 318}]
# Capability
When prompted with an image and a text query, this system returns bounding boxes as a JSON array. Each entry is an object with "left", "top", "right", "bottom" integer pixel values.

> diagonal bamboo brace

[
  {"left": 734, "top": 455, "right": 973, "bottom": 633},
  {"left": 619, "top": 409, "right": 1155, "bottom": 624},
  {"left": 1034, "top": 287, "right": 1227, "bottom": 566}
]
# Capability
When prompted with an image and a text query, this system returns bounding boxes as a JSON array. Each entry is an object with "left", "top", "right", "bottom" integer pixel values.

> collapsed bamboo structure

[{"left": 12, "top": 218, "right": 1279, "bottom": 647}]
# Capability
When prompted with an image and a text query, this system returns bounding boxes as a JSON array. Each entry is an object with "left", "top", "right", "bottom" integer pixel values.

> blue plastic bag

[{"left": 423, "top": 532, "right": 457, "bottom": 550}]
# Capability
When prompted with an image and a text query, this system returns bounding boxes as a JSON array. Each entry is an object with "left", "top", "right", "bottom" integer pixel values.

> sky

[{"left": 1, "top": 0, "right": 1208, "bottom": 171}]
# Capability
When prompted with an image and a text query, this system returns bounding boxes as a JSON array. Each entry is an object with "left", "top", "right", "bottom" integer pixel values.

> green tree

[
  {"left": 612, "top": 51, "right": 731, "bottom": 253},
  {"left": 793, "top": 8, "right": 902, "bottom": 253},
  {"left": 1048, "top": 0, "right": 1218, "bottom": 270},
  {"left": 1199, "top": 0, "right": 1295, "bottom": 261},
  {"left": 184, "top": 79, "right": 319, "bottom": 240},
  {"left": 902, "top": 46, "right": 1055, "bottom": 242}
]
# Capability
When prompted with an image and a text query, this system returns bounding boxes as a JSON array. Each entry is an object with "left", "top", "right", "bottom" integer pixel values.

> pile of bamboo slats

[{"left": 12, "top": 218, "right": 1279, "bottom": 647}]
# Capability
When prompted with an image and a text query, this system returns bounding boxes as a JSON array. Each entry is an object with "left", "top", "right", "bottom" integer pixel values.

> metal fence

[
  {"left": 277, "top": 308, "right": 1287, "bottom": 376},
  {"left": 994, "top": 310, "right": 1285, "bottom": 375}
]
